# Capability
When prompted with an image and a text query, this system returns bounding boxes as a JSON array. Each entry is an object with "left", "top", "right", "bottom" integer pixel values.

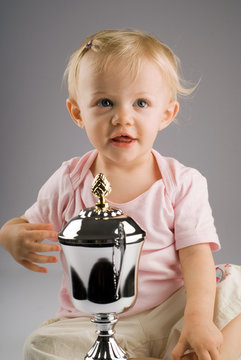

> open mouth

[{"left": 111, "top": 135, "right": 136, "bottom": 144}]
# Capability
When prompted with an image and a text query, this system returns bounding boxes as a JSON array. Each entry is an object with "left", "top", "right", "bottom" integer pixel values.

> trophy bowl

[{"left": 58, "top": 174, "right": 145, "bottom": 360}]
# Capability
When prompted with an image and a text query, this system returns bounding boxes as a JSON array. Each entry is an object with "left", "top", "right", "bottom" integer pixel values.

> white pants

[{"left": 23, "top": 264, "right": 241, "bottom": 360}]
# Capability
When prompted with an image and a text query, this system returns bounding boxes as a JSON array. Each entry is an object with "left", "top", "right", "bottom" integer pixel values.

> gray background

[{"left": 1, "top": 0, "right": 241, "bottom": 359}]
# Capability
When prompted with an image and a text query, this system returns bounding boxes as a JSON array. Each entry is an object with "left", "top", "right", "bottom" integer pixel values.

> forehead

[{"left": 77, "top": 53, "right": 169, "bottom": 93}]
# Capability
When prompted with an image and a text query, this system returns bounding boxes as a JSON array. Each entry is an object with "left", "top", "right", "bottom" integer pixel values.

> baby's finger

[
  {"left": 172, "top": 342, "right": 188, "bottom": 359},
  {"left": 195, "top": 349, "right": 211, "bottom": 360},
  {"left": 25, "top": 230, "right": 58, "bottom": 242},
  {"left": 181, "top": 350, "right": 197, "bottom": 359},
  {"left": 25, "top": 223, "right": 54, "bottom": 230},
  {"left": 209, "top": 347, "right": 221, "bottom": 360},
  {"left": 30, "top": 242, "right": 61, "bottom": 253},
  {"left": 181, "top": 354, "right": 197, "bottom": 360},
  {"left": 21, "top": 259, "right": 48, "bottom": 273},
  {"left": 28, "top": 252, "right": 59, "bottom": 264}
]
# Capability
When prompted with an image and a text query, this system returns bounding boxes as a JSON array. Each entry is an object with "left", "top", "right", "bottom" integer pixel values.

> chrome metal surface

[
  {"left": 58, "top": 173, "right": 145, "bottom": 360},
  {"left": 62, "top": 236, "right": 143, "bottom": 314},
  {"left": 85, "top": 314, "right": 127, "bottom": 360}
]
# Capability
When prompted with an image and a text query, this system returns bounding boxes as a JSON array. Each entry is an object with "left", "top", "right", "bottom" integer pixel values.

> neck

[
  {"left": 91, "top": 151, "right": 154, "bottom": 177},
  {"left": 90, "top": 151, "right": 162, "bottom": 204}
]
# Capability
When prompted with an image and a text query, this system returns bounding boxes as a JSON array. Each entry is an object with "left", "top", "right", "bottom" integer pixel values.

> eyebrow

[
  {"left": 90, "top": 91, "right": 108, "bottom": 96},
  {"left": 133, "top": 92, "right": 154, "bottom": 98},
  {"left": 90, "top": 91, "right": 155, "bottom": 98}
]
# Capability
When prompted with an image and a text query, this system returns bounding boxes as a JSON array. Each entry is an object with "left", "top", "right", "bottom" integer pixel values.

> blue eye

[
  {"left": 135, "top": 99, "right": 148, "bottom": 108},
  {"left": 98, "top": 98, "right": 113, "bottom": 107}
]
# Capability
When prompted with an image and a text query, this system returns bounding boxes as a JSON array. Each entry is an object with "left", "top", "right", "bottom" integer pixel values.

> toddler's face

[{"left": 67, "top": 55, "right": 179, "bottom": 167}]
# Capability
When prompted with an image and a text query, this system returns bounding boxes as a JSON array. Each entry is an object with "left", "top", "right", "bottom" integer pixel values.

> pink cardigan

[{"left": 25, "top": 149, "right": 220, "bottom": 318}]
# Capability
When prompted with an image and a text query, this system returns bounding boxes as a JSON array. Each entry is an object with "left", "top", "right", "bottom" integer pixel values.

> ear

[
  {"left": 66, "top": 98, "right": 85, "bottom": 128},
  {"left": 159, "top": 101, "right": 179, "bottom": 131}
]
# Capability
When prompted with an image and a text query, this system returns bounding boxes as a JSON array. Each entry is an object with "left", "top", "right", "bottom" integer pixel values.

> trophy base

[{"left": 85, "top": 313, "right": 127, "bottom": 360}]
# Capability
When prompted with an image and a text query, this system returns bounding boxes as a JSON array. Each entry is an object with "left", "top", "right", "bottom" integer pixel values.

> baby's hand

[
  {"left": 0, "top": 219, "right": 60, "bottom": 273},
  {"left": 172, "top": 318, "right": 223, "bottom": 360}
]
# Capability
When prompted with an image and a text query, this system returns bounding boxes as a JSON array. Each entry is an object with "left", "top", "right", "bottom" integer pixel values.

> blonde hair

[{"left": 64, "top": 29, "right": 195, "bottom": 101}]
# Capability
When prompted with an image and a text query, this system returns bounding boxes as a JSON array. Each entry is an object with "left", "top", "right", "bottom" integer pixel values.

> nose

[{"left": 111, "top": 106, "right": 134, "bottom": 126}]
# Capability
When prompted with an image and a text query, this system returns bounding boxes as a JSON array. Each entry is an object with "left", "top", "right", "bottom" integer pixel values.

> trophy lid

[{"left": 58, "top": 173, "right": 145, "bottom": 246}]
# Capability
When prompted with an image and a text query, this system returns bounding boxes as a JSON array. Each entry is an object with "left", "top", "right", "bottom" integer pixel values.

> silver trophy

[{"left": 58, "top": 174, "right": 145, "bottom": 360}]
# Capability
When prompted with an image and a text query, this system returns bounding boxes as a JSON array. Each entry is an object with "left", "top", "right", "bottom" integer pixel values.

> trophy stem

[{"left": 85, "top": 314, "right": 127, "bottom": 360}]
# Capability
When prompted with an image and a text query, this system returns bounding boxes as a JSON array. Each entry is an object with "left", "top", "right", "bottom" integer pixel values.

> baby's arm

[
  {"left": 172, "top": 243, "right": 223, "bottom": 360},
  {"left": 0, "top": 216, "right": 60, "bottom": 273}
]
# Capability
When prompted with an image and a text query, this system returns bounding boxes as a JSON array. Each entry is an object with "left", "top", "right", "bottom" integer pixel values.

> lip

[
  {"left": 110, "top": 133, "right": 136, "bottom": 148},
  {"left": 111, "top": 132, "right": 136, "bottom": 140}
]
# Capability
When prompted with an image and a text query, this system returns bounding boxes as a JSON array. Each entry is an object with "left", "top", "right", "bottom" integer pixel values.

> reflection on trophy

[{"left": 58, "top": 173, "right": 145, "bottom": 360}]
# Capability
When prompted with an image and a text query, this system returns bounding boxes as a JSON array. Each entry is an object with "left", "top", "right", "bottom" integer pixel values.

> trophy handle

[{"left": 113, "top": 222, "right": 126, "bottom": 300}]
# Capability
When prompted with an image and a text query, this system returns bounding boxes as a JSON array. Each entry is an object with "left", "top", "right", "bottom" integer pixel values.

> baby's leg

[
  {"left": 167, "top": 314, "right": 241, "bottom": 360},
  {"left": 129, "top": 314, "right": 241, "bottom": 360},
  {"left": 23, "top": 317, "right": 97, "bottom": 360},
  {"left": 220, "top": 313, "right": 241, "bottom": 360},
  {"left": 168, "top": 315, "right": 241, "bottom": 360}
]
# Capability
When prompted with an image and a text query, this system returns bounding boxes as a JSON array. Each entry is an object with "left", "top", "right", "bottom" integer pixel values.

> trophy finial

[{"left": 92, "top": 173, "right": 112, "bottom": 211}]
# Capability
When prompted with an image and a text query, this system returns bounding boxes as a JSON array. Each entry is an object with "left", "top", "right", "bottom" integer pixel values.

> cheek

[
  {"left": 141, "top": 121, "right": 160, "bottom": 138},
  {"left": 89, "top": 121, "right": 105, "bottom": 134},
  {"left": 148, "top": 130, "right": 160, "bottom": 143},
  {"left": 83, "top": 123, "right": 105, "bottom": 145}
]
